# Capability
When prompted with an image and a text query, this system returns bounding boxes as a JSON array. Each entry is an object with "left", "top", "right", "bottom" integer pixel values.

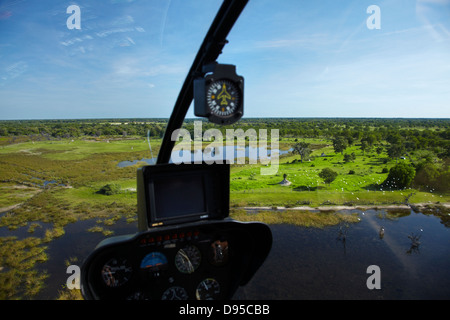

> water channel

[{"left": 9, "top": 208, "right": 447, "bottom": 300}]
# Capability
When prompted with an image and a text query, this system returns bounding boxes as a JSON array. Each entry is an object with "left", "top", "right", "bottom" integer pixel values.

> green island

[{"left": 0, "top": 118, "right": 449, "bottom": 299}]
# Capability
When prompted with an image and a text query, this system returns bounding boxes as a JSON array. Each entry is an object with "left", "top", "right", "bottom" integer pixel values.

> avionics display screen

[
  {"left": 153, "top": 174, "right": 206, "bottom": 219},
  {"left": 138, "top": 163, "right": 229, "bottom": 229}
]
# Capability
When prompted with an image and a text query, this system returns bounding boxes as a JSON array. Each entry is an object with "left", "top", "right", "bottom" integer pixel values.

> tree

[
  {"left": 362, "top": 134, "right": 376, "bottom": 148},
  {"left": 343, "top": 152, "right": 356, "bottom": 163},
  {"left": 0, "top": 127, "right": 8, "bottom": 136},
  {"left": 319, "top": 168, "right": 338, "bottom": 184},
  {"left": 387, "top": 143, "right": 405, "bottom": 161},
  {"left": 381, "top": 162, "right": 415, "bottom": 189},
  {"left": 360, "top": 140, "right": 368, "bottom": 155},
  {"left": 376, "top": 146, "right": 383, "bottom": 156},
  {"left": 292, "top": 141, "right": 311, "bottom": 162},
  {"left": 413, "top": 160, "right": 450, "bottom": 192},
  {"left": 332, "top": 137, "right": 348, "bottom": 155}
]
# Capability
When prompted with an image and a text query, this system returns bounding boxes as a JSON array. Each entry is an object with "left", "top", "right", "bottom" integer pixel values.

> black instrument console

[{"left": 81, "top": 220, "right": 271, "bottom": 300}]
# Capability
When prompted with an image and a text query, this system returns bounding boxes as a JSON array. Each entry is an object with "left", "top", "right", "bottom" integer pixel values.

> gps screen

[{"left": 153, "top": 174, "right": 206, "bottom": 219}]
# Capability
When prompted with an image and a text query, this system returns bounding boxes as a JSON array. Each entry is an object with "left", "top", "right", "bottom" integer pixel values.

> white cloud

[
  {"left": 253, "top": 34, "right": 331, "bottom": 49},
  {"left": 416, "top": 0, "right": 450, "bottom": 42},
  {"left": 0, "top": 61, "right": 28, "bottom": 86}
]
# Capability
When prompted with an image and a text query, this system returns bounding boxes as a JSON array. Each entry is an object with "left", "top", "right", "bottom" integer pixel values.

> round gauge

[
  {"left": 161, "top": 286, "right": 189, "bottom": 300},
  {"left": 209, "top": 240, "right": 229, "bottom": 266},
  {"left": 175, "top": 245, "right": 201, "bottom": 274},
  {"left": 206, "top": 79, "right": 241, "bottom": 118},
  {"left": 140, "top": 252, "right": 168, "bottom": 276},
  {"left": 196, "top": 278, "right": 221, "bottom": 300},
  {"left": 127, "top": 291, "right": 151, "bottom": 300},
  {"left": 101, "top": 257, "right": 133, "bottom": 288}
]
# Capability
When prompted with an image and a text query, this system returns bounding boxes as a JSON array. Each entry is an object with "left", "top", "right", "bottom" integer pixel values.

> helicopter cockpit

[{"left": 80, "top": 0, "right": 272, "bottom": 300}]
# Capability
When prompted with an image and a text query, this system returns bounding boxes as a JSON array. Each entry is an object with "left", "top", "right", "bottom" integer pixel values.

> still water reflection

[
  {"left": 237, "top": 209, "right": 450, "bottom": 300},
  {"left": 117, "top": 146, "right": 292, "bottom": 167},
  {"left": 33, "top": 209, "right": 450, "bottom": 300}
]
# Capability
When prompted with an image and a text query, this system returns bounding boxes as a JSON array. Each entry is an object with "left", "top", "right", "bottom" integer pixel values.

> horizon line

[{"left": 1, "top": 116, "right": 449, "bottom": 122}]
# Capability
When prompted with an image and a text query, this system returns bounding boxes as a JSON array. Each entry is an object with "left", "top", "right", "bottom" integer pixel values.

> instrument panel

[{"left": 81, "top": 220, "right": 272, "bottom": 300}]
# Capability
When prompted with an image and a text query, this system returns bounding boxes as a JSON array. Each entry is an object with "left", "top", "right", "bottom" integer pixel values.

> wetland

[{"left": 0, "top": 118, "right": 448, "bottom": 299}]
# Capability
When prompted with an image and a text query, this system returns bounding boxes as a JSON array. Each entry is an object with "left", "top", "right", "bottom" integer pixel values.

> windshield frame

[{"left": 156, "top": 0, "right": 248, "bottom": 164}]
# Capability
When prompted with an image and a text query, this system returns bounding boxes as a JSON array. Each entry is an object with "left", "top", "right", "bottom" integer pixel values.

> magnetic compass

[
  {"left": 206, "top": 79, "right": 241, "bottom": 117},
  {"left": 194, "top": 63, "right": 244, "bottom": 125}
]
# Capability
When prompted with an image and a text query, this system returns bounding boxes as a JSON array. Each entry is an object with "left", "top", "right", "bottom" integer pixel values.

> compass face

[{"left": 206, "top": 79, "right": 241, "bottom": 118}]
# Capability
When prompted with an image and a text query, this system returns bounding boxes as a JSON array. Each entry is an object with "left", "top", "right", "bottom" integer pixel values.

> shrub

[
  {"left": 319, "top": 168, "right": 338, "bottom": 184},
  {"left": 97, "top": 183, "right": 121, "bottom": 195},
  {"left": 381, "top": 162, "right": 415, "bottom": 189}
]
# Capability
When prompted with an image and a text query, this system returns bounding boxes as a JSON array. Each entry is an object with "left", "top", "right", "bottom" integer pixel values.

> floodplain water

[
  {"left": 3, "top": 208, "right": 449, "bottom": 300},
  {"left": 236, "top": 209, "right": 450, "bottom": 300},
  {"left": 117, "top": 146, "right": 292, "bottom": 167}
]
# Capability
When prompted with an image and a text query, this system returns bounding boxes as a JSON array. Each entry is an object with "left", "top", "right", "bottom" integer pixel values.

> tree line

[
  {"left": 2, "top": 117, "right": 447, "bottom": 170},
  {"left": 0, "top": 119, "right": 168, "bottom": 139},
  {"left": 1, "top": 118, "right": 448, "bottom": 157}
]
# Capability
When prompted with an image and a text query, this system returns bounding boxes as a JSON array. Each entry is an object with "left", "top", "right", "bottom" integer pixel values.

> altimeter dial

[
  {"left": 196, "top": 278, "right": 221, "bottom": 300},
  {"left": 175, "top": 245, "right": 201, "bottom": 274}
]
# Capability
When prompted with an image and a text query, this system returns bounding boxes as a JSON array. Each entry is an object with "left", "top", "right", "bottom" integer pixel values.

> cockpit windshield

[{"left": 0, "top": 0, "right": 449, "bottom": 307}]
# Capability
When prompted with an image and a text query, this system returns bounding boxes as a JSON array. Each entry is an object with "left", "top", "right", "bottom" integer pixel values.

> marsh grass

[
  {"left": 0, "top": 137, "right": 162, "bottom": 161},
  {"left": 0, "top": 148, "right": 145, "bottom": 188},
  {"left": 0, "top": 236, "right": 49, "bottom": 299},
  {"left": 87, "top": 226, "right": 114, "bottom": 236},
  {"left": 0, "top": 183, "right": 42, "bottom": 209},
  {"left": 0, "top": 184, "right": 136, "bottom": 299},
  {"left": 230, "top": 208, "right": 360, "bottom": 228},
  {"left": 56, "top": 288, "right": 83, "bottom": 300}
]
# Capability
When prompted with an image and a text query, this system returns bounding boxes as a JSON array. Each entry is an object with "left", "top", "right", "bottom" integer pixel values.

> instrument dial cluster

[{"left": 88, "top": 226, "right": 233, "bottom": 300}]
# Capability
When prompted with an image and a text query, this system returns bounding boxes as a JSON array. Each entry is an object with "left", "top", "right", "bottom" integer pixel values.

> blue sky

[{"left": 0, "top": 0, "right": 449, "bottom": 120}]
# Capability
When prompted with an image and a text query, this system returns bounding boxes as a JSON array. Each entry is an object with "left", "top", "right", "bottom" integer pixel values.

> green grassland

[
  {"left": 1, "top": 135, "right": 448, "bottom": 213},
  {"left": 229, "top": 144, "right": 448, "bottom": 207}
]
